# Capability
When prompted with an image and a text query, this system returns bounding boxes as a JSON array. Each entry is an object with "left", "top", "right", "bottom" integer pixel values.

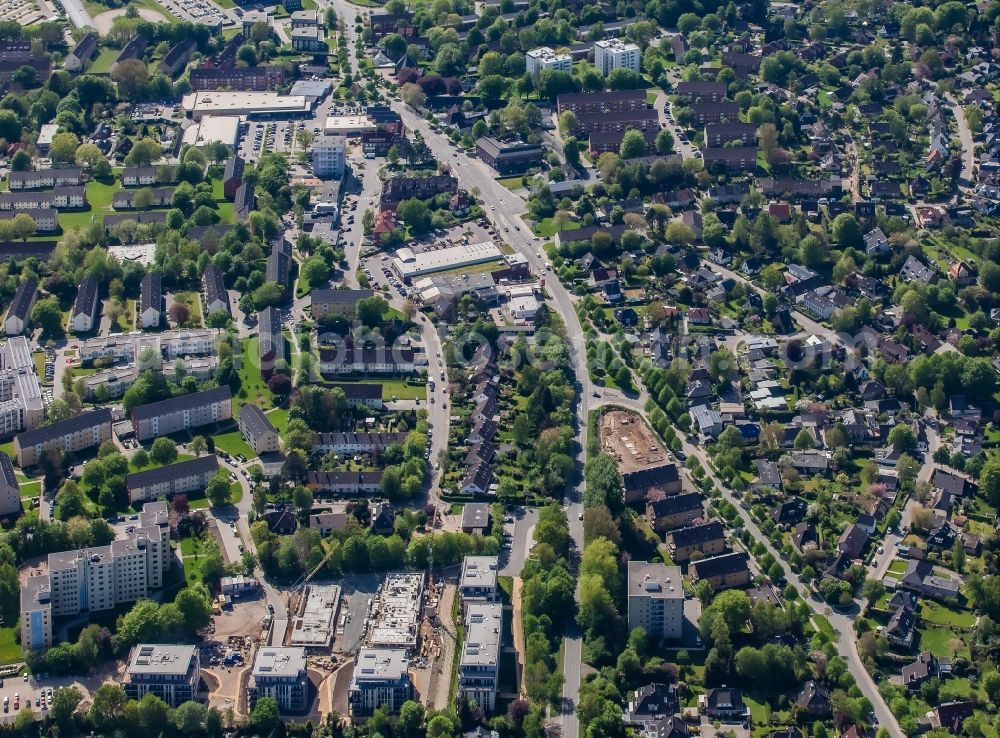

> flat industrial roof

[
  {"left": 460, "top": 555, "right": 498, "bottom": 590},
  {"left": 324, "top": 115, "right": 377, "bottom": 133},
  {"left": 183, "top": 115, "right": 241, "bottom": 148},
  {"left": 182, "top": 91, "right": 311, "bottom": 116},
  {"left": 392, "top": 241, "right": 504, "bottom": 279}
]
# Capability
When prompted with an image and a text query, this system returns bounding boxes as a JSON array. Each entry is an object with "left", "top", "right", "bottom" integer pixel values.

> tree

[
  {"left": 9, "top": 149, "right": 30, "bottom": 171},
  {"left": 250, "top": 697, "right": 279, "bottom": 733},
  {"left": 619, "top": 129, "right": 647, "bottom": 159},
  {"left": 150, "top": 437, "right": 178, "bottom": 466},
  {"left": 111, "top": 58, "right": 150, "bottom": 99},
  {"left": 55, "top": 480, "right": 87, "bottom": 520},
  {"left": 400, "top": 83, "right": 426, "bottom": 108},
  {"left": 831, "top": 213, "right": 862, "bottom": 248},
  {"left": 206, "top": 474, "right": 231, "bottom": 507},
  {"left": 125, "top": 138, "right": 161, "bottom": 167},
  {"left": 980, "top": 456, "right": 1000, "bottom": 507},
  {"left": 655, "top": 128, "right": 674, "bottom": 154},
  {"left": 356, "top": 295, "right": 389, "bottom": 326},
  {"left": 175, "top": 586, "right": 211, "bottom": 631},
  {"left": 190, "top": 436, "right": 207, "bottom": 457},
  {"left": 50, "top": 687, "right": 83, "bottom": 733},
  {"left": 300, "top": 256, "right": 330, "bottom": 287},
  {"left": 293, "top": 485, "right": 313, "bottom": 518},
  {"left": 793, "top": 428, "right": 814, "bottom": 450},
  {"left": 169, "top": 301, "right": 191, "bottom": 326},
  {"left": 397, "top": 197, "right": 432, "bottom": 235},
  {"left": 31, "top": 297, "right": 64, "bottom": 336},
  {"left": 89, "top": 683, "right": 128, "bottom": 731},
  {"left": 49, "top": 132, "right": 80, "bottom": 164},
  {"left": 888, "top": 424, "right": 916, "bottom": 451}
]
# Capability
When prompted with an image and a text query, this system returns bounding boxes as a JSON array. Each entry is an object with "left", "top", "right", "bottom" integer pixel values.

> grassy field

[
  {"left": 58, "top": 177, "right": 118, "bottom": 232},
  {"left": 497, "top": 176, "right": 527, "bottom": 190},
  {"left": 179, "top": 535, "right": 213, "bottom": 585},
  {"left": 533, "top": 217, "right": 580, "bottom": 238},
  {"left": 213, "top": 429, "right": 255, "bottom": 459},
  {"left": 236, "top": 337, "right": 275, "bottom": 411},
  {"left": 918, "top": 625, "right": 969, "bottom": 658},
  {"left": 324, "top": 377, "right": 426, "bottom": 400},
  {"left": 0, "top": 628, "right": 21, "bottom": 665},
  {"left": 19, "top": 479, "right": 42, "bottom": 499},
  {"left": 170, "top": 291, "right": 203, "bottom": 328},
  {"left": 90, "top": 47, "right": 118, "bottom": 74},
  {"left": 886, "top": 558, "right": 907, "bottom": 576},
  {"left": 265, "top": 408, "right": 290, "bottom": 432},
  {"left": 920, "top": 600, "right": 976, "bottom": 628}
]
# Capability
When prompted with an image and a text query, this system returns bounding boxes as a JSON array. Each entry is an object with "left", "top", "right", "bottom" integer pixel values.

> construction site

[{"left": 600, "top": 409, "right": 669, "bottom": 473}]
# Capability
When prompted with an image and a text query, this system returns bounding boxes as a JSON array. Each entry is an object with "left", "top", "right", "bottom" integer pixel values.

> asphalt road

[{"left": 943, "top": 92, "right": 977, "bottom": 192}]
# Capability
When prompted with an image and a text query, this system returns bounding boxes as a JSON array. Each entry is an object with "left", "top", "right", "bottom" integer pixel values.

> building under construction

[
  {"left": 290, "top": 584, "right": 342, "bottom": 649},
  {"left": 366, "top": 572, "right": 425, "bottom": 654}
]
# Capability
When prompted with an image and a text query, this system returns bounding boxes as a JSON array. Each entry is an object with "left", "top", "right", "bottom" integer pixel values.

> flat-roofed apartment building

[
  {"left": 0, "top": 336, "right": 44, "bottom": 439},
  {"left": 348, "top": 648, "right": 413, "bottom": 717},
  {"left": 131, "top": 386, "right": 232, "bottom": 441},
  {"left": 14, "top": 407, "right": 113, "bottom": 467},
  {"left": 627, "top": 560, "right": 684, "bottom": 641},
  {"left": 525, "top": 46, "right": 572, "bottom": 76},
  {"left": 124, "top": 644, "right": 201, "bottom": 706},
  {"left": 239, "top": 404, "right": 279, "bottom": 454},
  {"left": 20, "top": 502, "right": 170, "bottom": 651},
  {"left": 126, "top": 454, "right": 220, "bottom": 504},
  {"left": 458, "top": 602, "right": 502, "bottom": 712},
  {"left": 459, "top": 555, "right": 499, "bottom": 608},
  {"left": 248, "top": 647, "right": 309, "bottom": 712}
]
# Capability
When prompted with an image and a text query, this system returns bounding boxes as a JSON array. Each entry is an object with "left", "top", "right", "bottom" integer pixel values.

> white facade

[
  {"left": 458, "top": 603, "right": 502, "bottom": 713},
  {"left": 626, "top": 561, "right": 684, "bottom": 641},
  {"left": 594, "top": 38, "right": 641, "bottom": 75},
  {"left": 526, "top": 46, "right": 572, "bottom": 77},
  {"left": 312, "top": 136, "right": 346, "bottom": 177}
]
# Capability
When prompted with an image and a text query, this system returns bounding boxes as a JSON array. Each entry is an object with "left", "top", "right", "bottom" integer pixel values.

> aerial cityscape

[{"left": 0, "top": 0, "right": 996, "bottom": 737}]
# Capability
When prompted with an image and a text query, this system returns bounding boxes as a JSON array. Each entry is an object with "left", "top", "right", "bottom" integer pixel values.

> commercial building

[
  {"left": 181, "top": 116, "right": 241, "bottom": 149},
  {"left": 367, "top": 573, "right": 425, "bottom": 652},
  {"left": 70, "top": 276, "right": 99, "bottom": 333},
  {"left": 13, "top": 407, "right": 113, "bottom": 468},
  {"left": 131, "top": 386, "right": 233, "bottom": 441},
  {"left": 323, "top": 115, "right": 378, "bottom": 136},
  {"left": 289, "top": 584, "right": 341, "bottom": 648},
  {"left": 391, "top": 242, "right": 504, "bottom": 282},
  {"left": 125, "top": 454, "right": 220, "bottom": 504},
  {"left": 123, "top": 644, "right": 201, "bottom": 707},
  {"left": 526, "top": 46, "right": 572, "bottom": 76},
  {"left": 458, "top": 603, "right": 502, "bottom": 712},
  {"left": 0, "top": 336, "right": 44, "bottom": 439},
  {"left": 140, "top": 272, "right": 162, "bottom": 329},
  {"left": 475, "top": 137, "right": 544, "bottom": 175},
  {"left": 349, "top": 649, "right": 413, "bottom": 717},
  {"left": 248, "top": 647, "right": 309, "bottom": 712},
  {"left": 240, "top": 404, "right": 279, "bottom": 454},
  {"left": 627, "top": 561, "right": 684, "bottom": 641},
  {"left": 20, "top": 502, "right": 170, "bottom": 651},
  {"left": 594, "top": 38, "right": 641, "bottom": 75},
  {"left": 459, "top": 555, "right": 499, "bottom": 607},
  {"left": 312, "top": 136, "right": 346, "bottom": 178},
  {"left": 181, "top": 91, "right": 312, "bottom": 121},
  {"left": 4, "top": 277, "right": 36, "bottom": 336}
]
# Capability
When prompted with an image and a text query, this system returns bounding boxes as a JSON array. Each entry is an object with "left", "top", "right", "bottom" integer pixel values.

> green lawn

[
  {"left": 19, "top": 480, "right": 42, "bottom": 499},
  {"left": 497, "top": 176, "right": 527, "bottom": 190},
  {"left": 90, "top": 47, "right": 118, "bottom": 74},
  {"left": 58, "top": 177, "right": 119, "bottom": 232},
  {"left": 0, "top": 628, "right": 22, "bottom": 665},
  {"left": 179, "top": 535, "right": 213, "bottom": 584},
  {"left": 235, "top": 337, "right": 275, "bottom": 411},
  {"left": 533, "top": 217, "right": 580, "bottom": 238},
  {"left": 886, "top": 559, "right": 907, "bottom": 576},
  {"left": 213, "top": 430, "right": 255, "bottom": 459},
  {"left": 324, "top": 377, "right": 426, "bottom": 400},
  {"left": 918, "top": 626, "right": 969, "bottom": 659},
  {"left": 265, "top": 408, "right": 290, "bottom": 432},
  {"left": 920, "top": 600, "right": 976, "bottom": 628},
  {"left": 170, "top": 291, "right": 203, "bottom": 328}
]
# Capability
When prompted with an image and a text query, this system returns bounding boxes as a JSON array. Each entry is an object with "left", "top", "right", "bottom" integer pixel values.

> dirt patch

[
  {"left": 92, "top": 7, "right": 167, "bottom": 34},
  {"left": 599, "top": 409, "right": 668, "bottom": 473}
]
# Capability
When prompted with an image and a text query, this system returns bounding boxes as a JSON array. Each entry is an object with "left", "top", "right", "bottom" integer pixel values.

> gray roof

[
  {"left": 131, "top": 386, "right": 232, "bottom": 422},
  {"left": 127, "top": 644, "right": 198, "bottom": 675},
  {"left": 140, "top": 272, "right": 162, "bottom": 314},
  {"left": 311, "top": 288, "right": 374, "bottom": 306},
  {"left": 461, "top": 502, "right": 490, "bottom": 529},
  {"left": 0, "top": 451, "right": 18, "bottom": 489},
  {"left": 240, "top": 404, "right": 275, "bottom": 441},
  {"left": 327, "top": 382, "right": 381, "bottom": 400},
  {"left": 125, "top": 454, "right": 219, "bottom": 492},
  {"left": 71, "top": 277, "right": 99, "bottom": 319},
  {"left": 202, "top": 265, "right": 229, "bottom": 313},
  {"left": 669, "top": 520, "right": 725, "bottom": 548},
  {"left": 16, "top": 408, "right": 112, "bottom": 450},
  {"left": 223, "top": 155, "right": 244, "bottom": 183},
  {"left": 7, "top": 277, "right": 37, "bottom": 321},
  {"left": 690, "top": 552, "right": 750, "bottom": 579}
]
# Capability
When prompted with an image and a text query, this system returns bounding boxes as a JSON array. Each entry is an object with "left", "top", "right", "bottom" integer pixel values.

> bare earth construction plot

[{"left": 600, "top": 409, "right": 668, "bottom": 473}]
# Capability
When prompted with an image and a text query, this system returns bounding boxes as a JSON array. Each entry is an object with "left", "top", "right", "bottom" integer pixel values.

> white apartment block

[
  {"left": 458, "top": 602, "right": 502, "bottom": 713},
  {"left": 312, "top": 136, "right": 346, "bottom": 177},
  {"left": 526, "top": 46, "right": 572, "bottom": 77},
  {"left": 626, "top": 561, "right": 684, "bottom": 641},
  {"left": 124, "top": 644, "right": 201, "bottom": 707},
  {"left": 594, "top": 38, "right": 641, "bottom": 75},
  {"left": 20, "top": 502, "right": 170, "bottom": 652},
  {"left": 348, "top": 648, "right": 413, "bottom": 717},
  {"left": 459, "top": 556, "right": 499, "bottom": 608},
  {"left": 131, "top": 386, "right": 232, "bottom": 442},
  {"left": 78, "top": 329, "right": 221, "bottom": 365},
  {"left": 0, "top": 337, "right": 44, "bottom": 440}
]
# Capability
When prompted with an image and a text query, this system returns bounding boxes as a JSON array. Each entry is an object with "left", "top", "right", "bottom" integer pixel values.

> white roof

[
  {"left": 182, "top": 116, "right": 241, "bottom": 148},
  {"left": 391, "top": 241, "right": 504, "bottom": 279},
  {"left": 182, "top": 92, "right": 310, "bottom": 117}
]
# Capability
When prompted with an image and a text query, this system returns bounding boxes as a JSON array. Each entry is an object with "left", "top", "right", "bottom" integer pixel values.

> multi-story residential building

[
  {"left": 291, "top": 26, "right": 326, "bottom": 52},
  {"left": 240, "top": 404, "right": 279, "bottom": 454},
  {"left": 78, "top": 329, "right": 220, "bottom": 365},
  {"left": 475, "top": 138, "right": 544, "bottom": 175},
  {"left": 689, "top": 552, "right": 752, "bottom": 590},
  {"left": 311, "top": 136, "right": 346, "bottom": 177},
  {"left": 4, "top": 278, "right": 37, "bottom": 336},
  {"left": 306, "top": 470, "right": 384, "bottom": 496},
  {"left": 326, "top": 383, "right": 384, "bottom": 409},
  {"left": 20, "top": 502, "right": 170, "bottom": 651},
  {"left": 126, "top": 454, "right": 220, "bottom": 504},
  {"left": 348, "top": 648, "right": 413, "bottom": 717},
  {"left": 556, "top": 90, "right": 648, "bottom": 116},
  {"left": 380, "top": 174, "right": 457, "bottom": 206},
  {"left": 459, "top": 556, "right": 499, "bottom": 607},
  {"left": 317, "top": 346, "right": 416, "bottom": 374},
  {"left": 123, "top": 644, "right": 201, "bottom": 706},
  {"left": 64, "top": 32, "right": 98, "bottom": 71},
  {"left": 573, "top": 109, "right": 660, "bottom": 136},
  {"left": 458, "top": 603, "right": 502, "bottom": 712},
  {"left": 0, "top": 451, "right": 21, "bottom": 518},
  {"left": 114, "top": 188, "right": 174, "bottom": 209},
  {"left": 310, "top": 289, "right": 373, "bottom": 323},
  {"left": 594, "top": 38, "right": 640, "bottom": 75},
  {"left": 8, "top": 168, "right": 85, "bottom": 190},
  {"left": 121, "top": 166, "right": 175, "bottom": 187},
  {"left": 258, "top": 306, "right": 284, "bottom": 379},
  {"left": 70, "top": 277, "right": 99, "bottom": 334},
  {"left": 131, "top": 386, "right": 233, "bottom": 441},
  {"left": 690, "top": 102, "right": 741, "bottom": 125},
  {"left": 646, "top": 492, "right": 703, "bottom": 532},
  {"left": 247, "top": 647, "right": 309, "bottom": 712},
  {"left": 674, "top": 81, "right": 727, "bottom": 103},
  {"left": 702, "top": 147, "right": 758, "bottom": 172},
  {"left": 158, "top": 39, "right": 196, "bottom": 77},
  {"left": 627, "top": 561, "right": 684, "bottom": 641},
  {"left": 222, "top": 156, "right": 244, "bottom": 200},
  {"left": 0, "top": 337, "right": 44, "bottom": 439},
  {"left": 203, "top": 265, "right": 230, "bottom": 317},
  {"left": 188, "top": 65, "right": 286, "bottom": 91},
  {"left": 526, "top": 46, "right": 572, "bottom": 77},
  {"left": 704, "top": 122, "right": 757, "bottom": 147},
  {"left": 13, "top": 407, "right": 113, "bottom": 468},
  {"left": 311, "top": 432, "right": 406, "bottom": 455},
  {"left": 0, "top": 208, "right": 58, "bottom": 233},
  {"left": 266, "top": 240, "right": 290, "bottom": 288},
  {"left": 667, "top": 520, "right": 726, "bottom": 562},
  {"left": 140, "top": 273, "right": 162, "bottom": 329},
  {"left": 290, "top": 9, "right": 319, "bottom": 28}
]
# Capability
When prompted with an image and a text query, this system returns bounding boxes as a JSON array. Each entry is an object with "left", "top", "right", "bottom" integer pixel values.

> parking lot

[
  {"left": 239, "top": 120, "right": 316, "bottom": 164},
  {"left": 157, "top": 0, "right": 230, "bottom": 26},
  {"left": 0, "top": 674, "right": 65, "bottom": 723}
]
